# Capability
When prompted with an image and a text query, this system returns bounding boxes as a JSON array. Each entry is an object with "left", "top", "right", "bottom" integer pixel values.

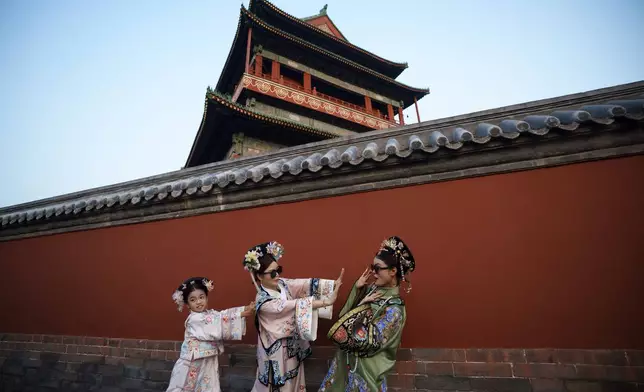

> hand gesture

[
  {"left": 335, "top": 268, "right": 345, "bottom": 290},
  {"left": 356, "top": 267, "right": 372, "bottom": 289},
  {"left": 358, "top": 290, "right": 383, "bottom": 306},
  {"left": 326, "top": 269, "right": 345, "bottom": 306},
  {"left": 241, "top": 301, "right": 256, "bottom": 317}
]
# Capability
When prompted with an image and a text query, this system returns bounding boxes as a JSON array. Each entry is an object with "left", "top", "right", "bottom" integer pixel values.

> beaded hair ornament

[
  {"left": 242, "top": 241, "right": 284, "bottom": 293},
  {"left": 378, "top": 236, "right": 416, "bottom": 293},
  {"left": 171, "top": 277, "right": 214, "bottom": 312}
]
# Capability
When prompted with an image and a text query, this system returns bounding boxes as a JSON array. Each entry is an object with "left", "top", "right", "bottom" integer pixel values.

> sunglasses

[
  {"left": 370, "top": 265, "right": 392, "bottom": 273},
  {"left": 260, "top": 265, "right": 283, "bottom": 279}
]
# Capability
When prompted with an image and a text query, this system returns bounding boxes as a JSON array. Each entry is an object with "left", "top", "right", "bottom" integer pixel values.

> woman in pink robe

[{"left": 243, "top": 241, "right": 343, "bottom": 392}]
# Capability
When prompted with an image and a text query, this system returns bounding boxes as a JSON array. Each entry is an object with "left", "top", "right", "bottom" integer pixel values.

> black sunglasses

[
  {"left": 370, "top": 265, "right": 392, "bottom": 273},
  {"left": 261, "top": 265, "right": 283, "bottom": 279}
]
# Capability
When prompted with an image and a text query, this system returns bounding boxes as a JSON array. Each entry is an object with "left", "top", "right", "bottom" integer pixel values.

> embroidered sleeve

[
  {"left": 257, "top": 296, "right": 316, "bottom": 341},
  {"left": 368, "top": 306, "right": 404, "bottom": 351},
  {"left": 282, "top": 278, "right": 312, "bottom": 298},
  {"left": 186, "top": 308, "right": 245, "bottom": 341},
  {"left": 219, "top": 306, "right": 246, "bottom": 341},
  {"left": 313, "top": 278, "right": 335, "bottom": 320}
]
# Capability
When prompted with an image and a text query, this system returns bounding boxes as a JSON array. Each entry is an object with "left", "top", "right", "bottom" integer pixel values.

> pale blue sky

[{"left": 1, "top": 0, "right": 643, "bottom": 207}]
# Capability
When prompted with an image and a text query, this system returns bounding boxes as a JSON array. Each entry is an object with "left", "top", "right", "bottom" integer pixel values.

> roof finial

[{"left": 320, "top": 4, "right": 328, "bottom": 15}]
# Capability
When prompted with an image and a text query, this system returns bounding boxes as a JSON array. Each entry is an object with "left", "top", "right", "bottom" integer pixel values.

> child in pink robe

[
  {"left": 243, "top": 241, "right": 343, "bottom": 392},
  {"left": 166, "top": 276, "right": 254, "bottom": 392}
]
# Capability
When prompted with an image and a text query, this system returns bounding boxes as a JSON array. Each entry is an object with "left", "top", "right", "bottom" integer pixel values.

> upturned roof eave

[{"left": 249, "top": 0, "right": 408, "bottom": 72}]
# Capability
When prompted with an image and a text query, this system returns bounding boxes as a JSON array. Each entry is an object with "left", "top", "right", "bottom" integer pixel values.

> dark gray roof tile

[
  {"left": 550, "top": 110, "right": 591, "bottom": 130},
  {"left": 430, "top": 131, "right": 449, "bottom": 147},
  {"left": 607, "top": 99, "right": 644, "bottom": 120},
  {"left": 2, "top": 85, "right": 642, "bottom": 230},
  {"left": 301, "top": 153, "right": 323, "bottom": 172},
  {"left": 523, "top": 115, "right": 560, "bottom": 135},
  {"left": 499, "top": 119, "right": 529, "bottom": 137},
  {"left": 340, "top": 146, "right": 360, "bottom": 163},
  {"left": 320, "top": 149, "right": 341, "bottom": 167},
  {"left": 582, "top": 104, "right": 625, "bottom": 123}
]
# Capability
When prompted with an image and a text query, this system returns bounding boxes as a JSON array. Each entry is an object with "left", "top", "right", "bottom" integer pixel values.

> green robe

[{"left": 319, "top": 282, "right": 406, "bottom": 392}]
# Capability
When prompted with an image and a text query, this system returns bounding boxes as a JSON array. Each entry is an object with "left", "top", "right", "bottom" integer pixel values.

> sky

[{"left": 1, "top": 0, "right": 643, "bottom": 208}]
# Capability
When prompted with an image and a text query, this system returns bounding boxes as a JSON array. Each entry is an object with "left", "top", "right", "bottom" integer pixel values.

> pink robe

[
  {"left": 167, "top": 307, "right": 246, "bottom": 392},
  {"left": 252, "top": 278, "right": 334, "bottom": 392}
]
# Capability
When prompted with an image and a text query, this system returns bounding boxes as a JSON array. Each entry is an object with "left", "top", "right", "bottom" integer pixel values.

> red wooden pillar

[
  {"left": 271, "top": 61, "right": 280, "bottom": 81},
  {"left": 254, "top": 55, "right": 263, "bottom": 76},
  {"left": 414, "top": 96, "right": 421, "bottom": 123},
  {"left": 245, "top": 28, "right": 252, "bottom": 74},
  {"left": 303, "top": 73, "right": 312, "bottom": 92},
  {"left": 364, "top": 96, "right": 372, "bottom": 113},
  {"left": 398, "top": 107, "right": 405, "bottom": 125},
  {"left": 387, "top": 104, "right": 395, "bottom": 121}
]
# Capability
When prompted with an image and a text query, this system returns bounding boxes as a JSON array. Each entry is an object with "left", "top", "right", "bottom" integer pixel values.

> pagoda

[{"left": 185, "top": 0, "right": 429, "bottom": 167}]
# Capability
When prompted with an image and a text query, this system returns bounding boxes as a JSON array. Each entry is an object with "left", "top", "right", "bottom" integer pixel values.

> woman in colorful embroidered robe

[
  {"left": 243, "top": 241, "right": 344, "bottom": 392},
  {"left": 320, "top": 236, "right": 416, "bottom": 392},
  {"left": 167, "top": 277, "right": 254, "bottom": 392}
]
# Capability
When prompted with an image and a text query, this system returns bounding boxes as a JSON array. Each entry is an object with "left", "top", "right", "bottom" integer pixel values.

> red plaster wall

[{"left": 1, "top": 156, "right": 643, "bottom": 349}]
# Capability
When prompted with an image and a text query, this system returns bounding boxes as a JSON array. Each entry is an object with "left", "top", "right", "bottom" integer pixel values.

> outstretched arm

[{"left": 186, "top": 308, "right": 246, "bottom": 341}]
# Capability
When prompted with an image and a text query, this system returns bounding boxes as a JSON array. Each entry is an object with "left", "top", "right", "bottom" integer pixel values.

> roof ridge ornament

[{"left": 320, "top": 4, "right": 328, "bottom": 15}]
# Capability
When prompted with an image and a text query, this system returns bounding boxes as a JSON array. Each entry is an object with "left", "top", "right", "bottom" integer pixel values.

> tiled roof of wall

[{"left": 1, "top": 82, "right": 642, "bottom": 230}]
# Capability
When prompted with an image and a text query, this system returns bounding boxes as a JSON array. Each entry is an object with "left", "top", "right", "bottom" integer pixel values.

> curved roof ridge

[{"left": 250, "top": 0, "right": 408, "bottom": 69}]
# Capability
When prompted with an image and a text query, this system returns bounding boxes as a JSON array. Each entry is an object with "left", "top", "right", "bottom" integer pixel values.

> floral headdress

[
  {"left": 378, "top": 236, "right": 416, "bottom": 293},
  {"left": 171, "top": 277, "right": 214, "bottom": 312},
  {"left": 243, "top": 241, "right": 284, "bottom": 271},
  {"left": 243, "top": 241, "right": 285, "bottom": 292}
]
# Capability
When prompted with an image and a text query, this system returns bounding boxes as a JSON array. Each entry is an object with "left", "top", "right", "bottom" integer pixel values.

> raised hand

[
  {"left": 326, "top": 269, "right": 345, "bottom": 305},
  {"left": 356, "top": 267, "right": 372, "bottom": 289},
  {"left": 335, "top": 268, "right": 345, "bottom": 290},
  {"left": 358, "top": 290, "right": 383, "bottom": 306}
]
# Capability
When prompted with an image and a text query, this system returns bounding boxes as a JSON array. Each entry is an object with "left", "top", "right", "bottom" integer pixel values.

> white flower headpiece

[{"left": 243, "top": 247, "right": 263, "bottom": 271}]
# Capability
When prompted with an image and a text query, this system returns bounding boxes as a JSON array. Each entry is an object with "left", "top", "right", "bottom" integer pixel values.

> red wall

[{"left": 1, "top": 156, "right": 643, "bottom": 349}]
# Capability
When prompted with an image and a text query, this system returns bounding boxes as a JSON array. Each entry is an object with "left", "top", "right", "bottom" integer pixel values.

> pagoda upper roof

[
  {"left": 299, "top": 6, "right": 348, "bottom": 41},
  {"left": 185, "top": 88, "right": 336, "bottom": 167},
  {"left": 216, "top": 6, "right": 429, "bottom": 109},
  {"left": 249, "top": 0, "right": 407, "bottom": 78}
]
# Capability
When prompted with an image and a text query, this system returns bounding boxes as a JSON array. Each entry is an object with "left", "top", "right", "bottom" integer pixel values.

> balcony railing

[{"left": 249, "top": 68, "right": 395, "bottom": 123}]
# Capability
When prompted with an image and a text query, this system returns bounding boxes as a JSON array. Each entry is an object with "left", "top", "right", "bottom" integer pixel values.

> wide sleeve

[
  {"left": 360, "top": 305, "right": 405, "bottom": 357},
  {"left": 329, "top": 303, "right": 406, "bottom": 359},
  {"left": 186, "top": 308, "right": 246, "bottom": 342},
  {"left": 257, "top": 294, "right": 318, "bottom": 343},
  {"left": 283, "top": 278, "right": 335, "bottom": 320}
]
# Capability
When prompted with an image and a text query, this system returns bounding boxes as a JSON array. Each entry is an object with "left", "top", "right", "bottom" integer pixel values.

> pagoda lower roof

[
  {"left": 216, "top": 6, "right": 429, "bottom": 109},
  {"left": 185, "top": 89, "right": 337, "bottom": 167},
  {"left": 249, "top": 0, "right": 408, "bottom": 79}
]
